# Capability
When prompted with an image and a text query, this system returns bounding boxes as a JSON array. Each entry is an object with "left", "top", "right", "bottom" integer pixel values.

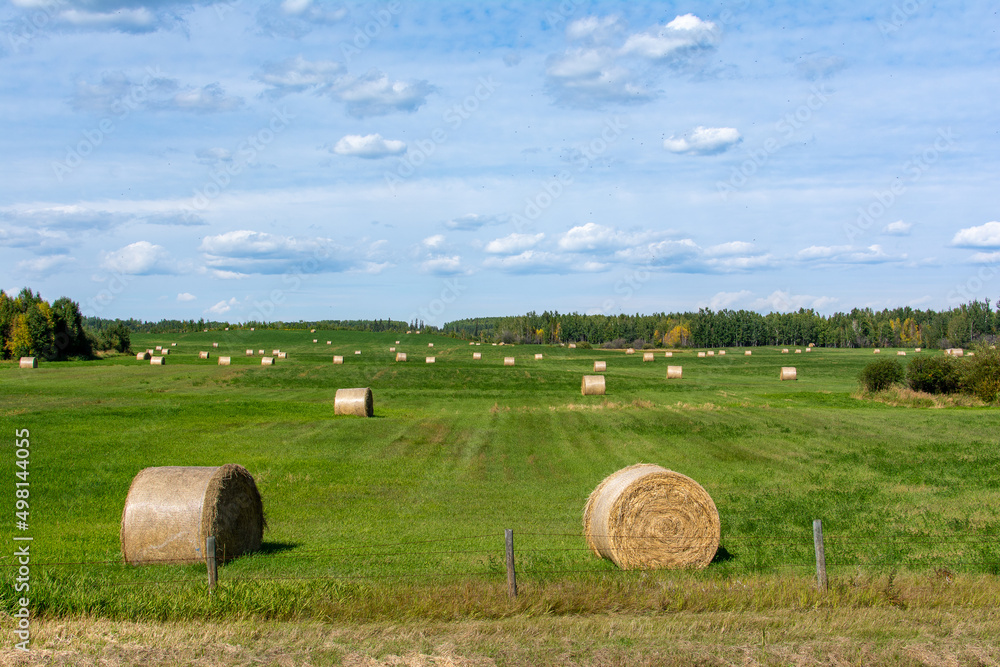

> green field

[{"left": 2, "top": 330, "right": 999, "bottom": 629}]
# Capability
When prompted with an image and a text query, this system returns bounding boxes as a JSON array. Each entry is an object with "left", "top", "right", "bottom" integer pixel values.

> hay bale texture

[
  {"left": 594, "top": 361, "right": 607, "bottom": 372},
  {"left": 780, "top": 367, "right": 797, "bottom": 381},
  {"left": 136, "top": 352, "right": 150, "bottom": 361},
  {"left": 335, "top": 387, "right": 373, "bottom": 417},
  {"left": 19, "top": 357, "right": 37, "bottom": 368},
  {"left": 664, "top": 352, "right": 672, "bottom": 357},
  {"left": 667, "top": 365, "right": 682, "bottom": 379},
  {"left": 581, "top": 375, "right": 606, "bottom": 396},
  {"left": 504, "top": 357, "right": 515, "bottom": 366},
  {"left": 396, "top": 352, "right": 407, "bottom": 362},
  {"left": 535, "top": 353, "right": 543, "bottom": 360},
  {"left": 261, "top": 357, "right": 274, "bottom": 366},
  {"left": 643, "top": 352, "right": 654, "bottom": 362},
  {"left": 697, "top": 352, "right": 706, "bottom": 358},
  {"left": 745, "top": 351, "right": 752, "bottom": 356},
  {"left": 151, "top": 357, "right": 165, "bottom": 365},
  {"left": 473, "top": 352, "right": 481, "bottom": 360},
  {"left": 218, "top": 357, "right": 231, "bottom": 366},
  {"left": 120, "top": 464, "right": 264, "bottom": 565},
  {"left": 333, "top": 356, "right": 343, "bottom": 364},
  {"left": 426, "top": 356, "right": 436, "bottom": 363},
  {"left": 583, "top": 463, "right": 719, "bottom": 570},
  {"left": 569, "top": 343, "right": 576, "bottom": 349},
  {"left": 199, "top": 351, "right": 210, "bottom": 359}
]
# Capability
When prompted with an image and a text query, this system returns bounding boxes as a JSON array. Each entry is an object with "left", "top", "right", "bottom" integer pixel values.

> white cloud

[
  {"left": 332, "top": 133, "right": 406, "bottom": 159},
  {"left": 177, "top": 292, "right": 196, "bottom": 302},
  {"left": 796, "top": 244, "right": 903, "bottom": 264},
  {"left": 253, "top": 56, "right": 344, "bottom": 97},
  {"left": 420, "top": 256, "right": 463, "bottom": 275},
  {"left": 620, "top": 14, "right": 720, "bottom": 60},
  {"left": 558, "top": 223, "right": 658, "bottom": 252},
  {"left": 544, "top": 49, "right": 652, "bottom": 106},
  {"left": 483, "top": 250, "right": 567, "bottom": 274},
  {"left": 100, "top": 241, "right": 176, "bottom": 275},
  {"left": 664, "top": 126, "right": 741, "bottom": 155},
  {"left": 422, "top": 234, "right": 446, "bottom": 248},
  {"left": 753, "top": 290, "right": 838, "bottom": 313},
  {"left": 952, "top": 221, "right": 1000, "bottom": 248},
  {"left": 706, "top": 290, "right": 753, "bottom": 310},
  {"left": 566, "top": 15, "right": 623, "bottom": 43},
  {"left": 484, "top": 233, "right": 544, "bottom": 254},
  {"left": 72, "top": 71, "right": 241, "bottom": 114},
  {"left": 330, "top": 71, "right": 436, "bottom": 117},
  {"left": 969, "top": 251, "right": 1000, "bottom": 264},
  {"left": 444, "top": 213, "right": 506, "bottom": 231},
  {"left": 882, "top": 220, "right": 912, "bottom": 235},
  {"left": 15, "top": 255, "right": 74, "bottom": 274},
  {"left": 705, "top": 241, "right": 756, "bottom": 256},
  {"left": 612, "top": 238, "right": 700, "bottom": 263},
  {"left": 206, "top": 298, "right": 239, "bottom": 315},
  {"left": 199, "top": 230, "right": 351, "bottom": 275},
  {"left": 58, "top": 8, "right": 160, "bottom": 32}
]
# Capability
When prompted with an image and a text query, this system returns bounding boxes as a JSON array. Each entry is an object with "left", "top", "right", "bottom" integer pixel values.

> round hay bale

[
  {"left": 594, "top": 360, "right": 607, "bottom": 372},
  {"left": 261, "top": 356, "right": 274, "bottom": 366},
  {"left": 581, "top": 375, "right": 606, "bottom": 396},
  {"left": 428, "top": 343, "right": 434, "bottom": 347},
  {"left": 569, "top": 343, "right": 576, "bottom": 349},
  {"left": 873, "top": 349, "right": 881, "bottom": 354},
  {"left": 150, "top": 357, "right": 165, "bottom": 365},
  {"left": 218, "top": 356, "right": 231, "bottom": 366},
  {"left": 171, "top": 343, "right": 176, "bottom": 347},
  {"left": 535, "top": 353, "right": 543, "bottom": 360},
  {"left": 277, "top": 352, "right": 287, "bottom": 359},
  {"left": 258, "top": 349, "right": 265, "bottom": 355},
  {"left": 160, "top": 349, "right": 170, "bottom": 356},
  {"left": 744, "top": 350, "right": 752, "bottom": 356},
  {"left": 396, "top": 340, "right": 400, "bottom": 344},
  {"left": 808, "top": 343, "right": 815, "bottom": 348},
  {"left": 805, "top": 348, "right": 812, "bottom": 353},
  {"left": 327, "top": 341, "right": 332, "bottom": 345},
  {"left": 697, "top": 352, "right": 706, "bottom": 358},
  {"left": 504, "top": 357, "right": 515, "bottom": 366},
  {"left": 333, "top": 356, "right": 344, "bottom": 364},
  {"left": 335, "top": 387, "right": 373, "bottom": 417},
  {"left": 780, "top": 367, "right": 797, "bottom": 381},
  {"left": 795, "top": 349, "right": 802, "bottom": 354},
  {"left": 246, "top": 349, "right": 254, "bottom": 356},
  {"left": 199, "top": 351, "right": 210, "bottom": 359},
  {"left": 120, "top": 464, "right": 264, "bottom": 565},
  {"left": 313, "top": 339, "right": 318, "bottom": 343},
  {"left": 707, "top": 351, "right": 715, "bottom": 357},
  {"left": 146, "top": 349, "right": 155, "bottom": 356},
  {"left": 212, "top": 343, "right": 219, "bottom": 348},
  {"left": 915, "top": 347, "right": 922, "bottom": 352},
  {"left": 396, "top": 352, "right": 407, "bottom": 362},
  {"left": 19, "top": 357, "right": 37, "bottom": 368},
  {"left": 897, "top": 351, "right": 906, "bottom": 356},
  {"left": 664, "top": 352, "right": 672, "bottom": 357},
  {"left": 426, "top": 356, "right": 436, "bottom": 363},
  {"left": 155, "top": 346, "right": 162, "bottom": 351},
  {"left": 473, "top": 352, "right": 482, "bottom": 360},
  {"left": 136, "top": 352, "right": 150, "bottom": 361},
  {"left": 583, "top": 464, "right": 719, "bottom": 570},
  {"left": 626, "top": 348, "right": 635, "bottom": 355},
  {"left": 390, "top": 347, "right": 396, "bottom": 352},
  {"left": 310, "top": 329, "right": 316, "bottom": 333},
  {"left": 354, "top": 350, "right": 361, "bottom": 355},
  {"left": 718, "top": 350, "right": 726, "bottom": 356},
  {"left": 470, "top": 342, "right": 475, "bottom": 345},
  {"left": 666, "top": 365, "right": 682, "bottom": 379},
  {"left": 781, "top": 349, "right": 789, "bottom": 354},
  {"left": 272, "top": 349, "right": 280, "bottom": 355},
  {"left": 643, "top": 352, "right": 654, "bottom": 362},
  {"left": 250, "top": 328, "right": 254, "bottom": 331}
]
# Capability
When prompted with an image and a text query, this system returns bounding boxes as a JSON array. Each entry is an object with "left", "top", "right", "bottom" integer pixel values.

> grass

[{"left": 1, "top": 333, "right": 999, "bottom": 631}]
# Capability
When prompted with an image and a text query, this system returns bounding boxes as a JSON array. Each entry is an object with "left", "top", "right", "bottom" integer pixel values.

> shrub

[
  {"left": 906, "top": 355, "right": 960, "bottom": 394},
  {"left": 576, "top": 341, "right": 592, "bottom": 349},
  {"left": 858, "top": 358, "right": 904, "bottom": 392},
  {"left": 959, "top": 346, "right": 1000, "bottom": 403}
]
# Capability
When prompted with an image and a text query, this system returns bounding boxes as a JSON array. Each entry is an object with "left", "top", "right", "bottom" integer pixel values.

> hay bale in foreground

[
  {"left": 594, "top": 361, "right": 607, "bottom": 372},
  {"left": 261, "top": 357, "right": 274, "bottom": 366},
  {"left": 396, "top": 352, "right": 407, "bottom": 362},
  {"left": 583, "top": 463, "right": 719, "bottom": 570},
  {"left": 120, "top": 464, "right": 264, "bottom": 565},
  {"left": 334, "top": 387, "right": 373, "bottom": 417},
  {"left": 199, "top": 351, "right": 210, "bottom": 360},
  {"left": 136, "top": 352, "right": 150, "bottom": 361},
  {"left": 780, "top": 367, "right": 797, "bottom": 381},
  {"left": 667, "top": 365, "right": 682, "bottom": 379},
  {"left": 581, "top": 375, "right": 606, "bottom": 396},
  {"left": 150, "top": 357, "right": 165, "bottom": 365},
  {"left": 504, "top": 357, "right": 515, "bottom": 366},
  {"left": 473, "top": 352, "right": 482, "bottom": 360},
  {"left": 333, "top": 356, "right": 343, "bottom": 364},
  {"left": 218, "top": 357, "right": 231, "bottom": 366},
  {"left": 19, "top": 357, "right": 37, "bottom": 368},
  {"left": 643, "top": 352, "right": 654, "bottom": 362}
]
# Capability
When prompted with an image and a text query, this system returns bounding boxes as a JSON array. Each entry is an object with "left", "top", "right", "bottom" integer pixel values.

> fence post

[
  {"left": 505, "top": 528, "right": 517, "bottom": 599},
  {"left": 813, "top": 519, "right": 827, "bottom": 591},
  {"left": 206, "top": 535, "right": 218, "bottom": 591}
]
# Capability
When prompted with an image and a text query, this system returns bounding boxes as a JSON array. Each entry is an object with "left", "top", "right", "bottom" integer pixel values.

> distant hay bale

[
  {"left": 120, "top": 464, "right": 264, "bottom": 565},
  {"left": 150, "top": 357, "right": 165, "bottom": 365},
  {"left": 277, "top": 352, "right": 287, "bottom": 359},
  {"left": 225, "top": 328, "right": 229, "bottom": 331},
  {"left": 326, "top": 341, "right": 332, "bottom": 345},
  {"left": 473, "top": 352, "right": 482, "bottom": 360},
  {"left": 897, "top": 351, "right": 906, "bottom": 356},
  {"left": 707, "top": 351, "right": 715, "bottom": 357},
  {"left": 354, "top": 350, "right": 361, "bottom": 355},
  {"left": 667, "top": 366, "right": 682, "bottom": 379},
  {"left": 19, "top": 357, "right": 37, "bottom": 368},
  {"left": 594, "top": 361, "right": 607, "bottom": 372},
  {"left": 643, "top": 352, "right": 654, "bottom": 362},
  {"left": 171, "top": 343, "right": 176, "bottom": 347},
  {"left": 874, "top": 349, "right": 881, "bottom": 354},
  {"left": 155, "top": 346, "right": 162, "bottom": 351},
  {"left": 697, "top": 352, "right": 706, "bottom": 358},
  {"left": 218, "top": 357, "right": 231, "bottom": 366},
  {"left": 250, "top": 328, "right": 254, "bottom": 331},
  {"left": 426, "top": 356, "right": 436, "bottom": 363},
  {"left": 535, "top": 353, "right": 543, "bottom": 360},
  {"left": 947, "top": 348, "right": 964, "bottom": 357},
  {"left": 795, "top": 349, "right": 802, "bottom": 354},
  {"left": 199, "top": 351, "right": 210, "bottom": 359},
  {"left": 504, "top": 357, "right": 515, "bottom": 366},
  {"left": 745, "top": 351, "right": 752, "bottom": 356},
  {"left": 428, "top": 343, "right": 434, "bottom": 347},
  {"left": 569, "top": 343, "right": 576, "bottom": 349},
  {"left": 272, "top": 349, "right": 280, "bottom": 355},
  {"left": 583, "top": 463, "right": 719, "bottom": 570},
  {"left": 664, "top": 352, "right": 672, "bottom": 357},
  {"left": 915, "top": 347, "right": 922, "bottom": 352},
  {"left": 805, "top": 348, "right": 812, "bottom": 353},
  {"left": 809, "top": 343, "right": 815, "bottom": 348},
  {"left": 258, "top": 349, "right": 265, "bottom": 355},
  {"left": 313, "top": 339, "right": 318, "bottom": 343},
  {"left": 581, "top": 375, "right": 606, "bottom": 396},
  {"left": 396, "top": 352, "right": 407, "bottom": 362},
  {"left": 261, "top": 357, "right": 274, "bottom": 366},
  {"left": 335, "top": 387, "right": 373, "bottom": 417},
  {"left": 161, "top": 349, "right": 169, "bottom": 356},
  {"left": 333, "top": 356, "right": 343, "bottom": 364},
  {"left": 781, "top": 349, "right": 789, "bottom": 354},
  {"left": 626, "top": 348, "right": 635, "bottom": 355},
  {"left": 246, "top": 350, "right": 253, "bottom": 356},
  {"left": 146, "top": 349, "right": 155, "bottom": 356},
  {"left": 780, "top": 367, "right": 797, "bottom": 381},
  {"left": 212, "top": 343, "right": 218, "bottom": 348},
  {"left": 396, "top": 341, "right": 400, "bottom": 344},
  {"left": 310, "top": 329, "right": 315, "bottom": 333},
  {"left": 390, "top": 347, "right": 396, "bottom": 352},
  {"left": 136, "top": 352, "right": 150, "bottom": 361},
  {"left": 718, "top": 351, "right": 726, "bottom": 356}
]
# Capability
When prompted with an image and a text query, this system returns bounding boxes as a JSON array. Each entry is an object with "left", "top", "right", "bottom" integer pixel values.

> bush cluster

[
  {"left": 906, "top": 356, "right": 960, "bottom": 394},
  {"left": 861, "top": 347, "right": 1000, "bottom": 403},
  {"left": 858, "top": 358, "right": 905, "bottom": 392}
]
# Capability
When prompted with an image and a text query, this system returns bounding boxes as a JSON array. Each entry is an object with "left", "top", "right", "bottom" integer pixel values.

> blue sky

[{"left": 2, "top": 0, "right": 998, "bottom": 325}]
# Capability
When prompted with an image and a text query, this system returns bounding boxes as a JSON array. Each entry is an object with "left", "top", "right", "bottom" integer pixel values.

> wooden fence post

[
  {"left": 505, "top": 529, "right": 517, "bottom": 599},
  {"left": 813, "top": 519, "right": 828, "bottom": 591},
  {"left": 206, "top": 535, "right": 218, "bottom": 591}
]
